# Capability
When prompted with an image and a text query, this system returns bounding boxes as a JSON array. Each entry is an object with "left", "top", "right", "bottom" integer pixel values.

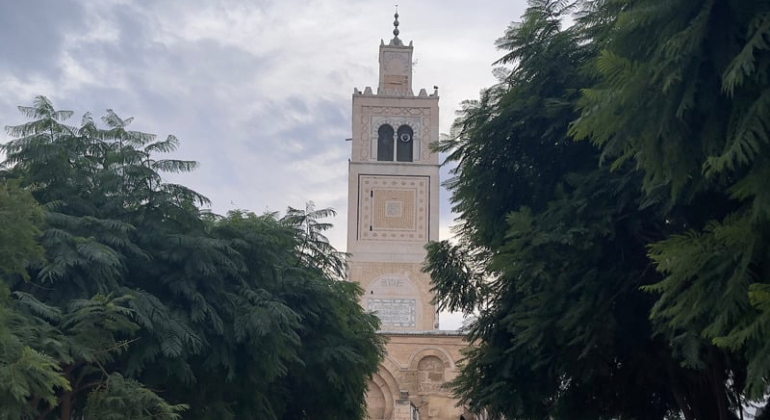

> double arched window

[{"left": 377, "top": 124, "right": 413, "bottom": 162}]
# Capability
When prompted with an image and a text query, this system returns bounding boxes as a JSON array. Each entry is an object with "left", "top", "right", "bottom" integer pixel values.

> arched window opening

[
  {"left": 377, "top": 124, "right": 394, "bottom": 161},
  {"left": 396, "top": 125, "right": 414, "bottom": 162}
]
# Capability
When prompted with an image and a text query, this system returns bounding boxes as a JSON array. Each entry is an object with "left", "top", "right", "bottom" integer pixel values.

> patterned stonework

[
  {"left": 369, "top": 115, "right": 422, "bottom": 161},
  {"left": 358, "top": 175, "right": 429, "bottom": 242},
  {"left": 385, "top": 201, "right": 403, "bottom": 217},
  {"left": 359, "top": 106, "right": 432, "bottom": 162},
  {"left": 373, "top": 189, "right": 414, "bottom": 229}
]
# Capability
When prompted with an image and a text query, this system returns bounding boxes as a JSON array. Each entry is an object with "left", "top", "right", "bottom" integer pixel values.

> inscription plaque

[{"left": 368, "top": 298, "right": 416, "bottom": 327}]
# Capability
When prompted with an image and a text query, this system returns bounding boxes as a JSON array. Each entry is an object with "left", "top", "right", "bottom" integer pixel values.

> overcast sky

[{"left": 1, "top": 0, "right": 529, "bottom": 328}]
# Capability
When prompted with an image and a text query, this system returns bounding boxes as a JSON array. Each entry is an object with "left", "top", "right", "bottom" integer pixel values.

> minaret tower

[
  {"left": 347, "top": 13, "right": 473, "bottom": 420},
  {"left": 347, "top": 11, "right": 440, "bottom": 331}
]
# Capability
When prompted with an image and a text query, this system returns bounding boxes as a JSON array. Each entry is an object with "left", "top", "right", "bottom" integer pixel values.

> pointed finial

[
  {"left": 389, "top": 5, "right": 403, "bottom": 46},
  {"left": 393, "top": 5, "right": 400, "bottom": 38}
]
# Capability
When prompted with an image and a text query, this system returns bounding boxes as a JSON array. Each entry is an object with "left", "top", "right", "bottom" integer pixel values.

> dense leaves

[
  {"left": 572, "top": 0, "right": 770, "bottom": 403},
  {"left": 0, "top": 96, "right": 383, "bottom": 420},
  {"left": 426, "top": 0, "right": 770, "bottom": 419}
]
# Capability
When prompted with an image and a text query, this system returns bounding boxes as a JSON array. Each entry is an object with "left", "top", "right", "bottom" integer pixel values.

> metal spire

[
  {"left": 390, "top": 5, "right": 403, "bottom": 46},
  {"left": 393, "top": 5, "right": 400, "bottom": 38}
]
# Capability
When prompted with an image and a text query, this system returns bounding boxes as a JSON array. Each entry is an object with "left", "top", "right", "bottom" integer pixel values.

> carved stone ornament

[{"left": 360, "top": 107, "right": 431, "bottom": 161}]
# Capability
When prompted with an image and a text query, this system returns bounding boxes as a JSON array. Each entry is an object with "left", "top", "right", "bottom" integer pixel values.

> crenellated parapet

[{"left": 353, "top": 86, "right": 439, "bottom": 98}]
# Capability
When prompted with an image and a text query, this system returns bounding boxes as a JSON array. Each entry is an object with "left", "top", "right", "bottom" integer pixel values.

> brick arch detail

[
  {"left": 370, "top": 360, "right": 400, "bottom": 420},
  {"left": 373, "top": 119, "right": 419, "bottom": 138},
  {"left": 408, "top": 346, "right": 455, "bottom": 371},
  {"left": 383, "top": 353, "right": 406, "bottom": 370}
]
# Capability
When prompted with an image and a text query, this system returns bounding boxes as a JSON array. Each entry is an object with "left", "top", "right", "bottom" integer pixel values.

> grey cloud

[
  {"left": 1, "top": 0, "right": 530, "bottom": 254},
  {"left": 0, "top": 0, "right": 83, "bottom": 74}
]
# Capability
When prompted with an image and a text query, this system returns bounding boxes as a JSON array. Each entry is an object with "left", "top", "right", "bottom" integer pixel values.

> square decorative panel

[
  {"left": 373, "top": 190, "right": 414, "bottom": 229},
  {"left": 358, "top": 175, "right": 429, "bottom": 242}
]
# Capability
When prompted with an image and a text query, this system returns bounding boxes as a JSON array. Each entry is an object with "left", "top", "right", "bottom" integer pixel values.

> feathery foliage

[
  {"left": 425, "top": 0, "right": 770, "bottom": 419},
  {"left": 571, "top": 0, "right": 770, "bottom": 405},
  {"left": 1, "top": 96, "right": 383, "bottom": 420}
]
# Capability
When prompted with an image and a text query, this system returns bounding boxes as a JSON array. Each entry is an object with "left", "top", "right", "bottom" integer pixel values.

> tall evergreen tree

[
  {"left": 425, "top": 0, "right": 769, "bottom": 419},
  {"left": 1, "top": 96, "right": 383, "bottom": 420},
  {"left": 571, "top": 0, "right": 770, "bottom": 410}
]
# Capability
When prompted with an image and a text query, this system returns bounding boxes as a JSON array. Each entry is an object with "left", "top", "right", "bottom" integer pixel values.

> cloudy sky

[{"left": 1, "top": 0, "right": 528, "bottom": 328}]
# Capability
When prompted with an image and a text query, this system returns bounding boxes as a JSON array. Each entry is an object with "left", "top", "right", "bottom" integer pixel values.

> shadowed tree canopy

[
  {"left": 425, "top": 1, "right": 770, "bottom": 419},
  {"left": 0, "top": 96, "right": 384, "bottom": 420}
]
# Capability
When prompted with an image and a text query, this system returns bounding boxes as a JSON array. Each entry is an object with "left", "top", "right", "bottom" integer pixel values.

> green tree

[
  {"left": 0, "top": 181, "right": 184, "bottom": 420},
  {"left": 571, "top": 0, "right": 770, "bottom": 411},
  {"left": 425, "top": 1, "right": 766, "bottom": 419},
  {"left": 0, "top": 182, "right": 65, "bottom": 420},
  {"left": 0, "top": 181, "right": 45, "bottom": 281},
  {"left": 283, "top": 202, "right": 349, "bottom": 281},
  {"left": 1, "top": 96, "right": 383, "bottom": 420}
]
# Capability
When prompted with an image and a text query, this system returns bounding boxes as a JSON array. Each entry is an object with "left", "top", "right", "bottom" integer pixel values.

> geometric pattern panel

[
  {"left": 358, "top": 106, "right": 432, "bottom": 163},
  {"left": 373, "top": 189, "right": 415, "bottom": 229},
  {"left": 358, "top": 175, "right": 429, "bottom": 242}
]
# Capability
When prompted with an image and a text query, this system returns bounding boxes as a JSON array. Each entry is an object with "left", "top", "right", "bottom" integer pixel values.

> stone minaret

[
  {"left": 347, "top": 10, "right": 441, "bottom": 332},
  {"left": 347, "top": 13, "right": 470, "bottom": 420}
]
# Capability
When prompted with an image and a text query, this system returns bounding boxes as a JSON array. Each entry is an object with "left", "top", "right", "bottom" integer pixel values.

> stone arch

[
  {"left": 418, "top": 356, "right": 444, "bottom": 372},
  {"left": 365, "top": 378, "right": 387, "bottom": 419},
  {"left": 367, "top": 361, "right": 399, "bottom": 420},
  {"left": 409, "top": 347, "right": 456, "bottom": 396},
  {"left": 374, "top": 119, "right": 418, "bottom": 136},
  {"left": 383, "top": 353, "right": 406, "bottom": 371},
  {"left": 407, "top": 347, "right": 456, "bottom": 371},
  {"left": 394, "top": 120, "right": 420, "bottom": 162}
]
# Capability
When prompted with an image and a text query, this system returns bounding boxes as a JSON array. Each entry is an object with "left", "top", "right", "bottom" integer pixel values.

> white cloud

[
  {"left": 0, "top": 0, "right": 529, "bottom": 251},
  {"left": 1, "top": 0, "right": 529, "bottom": 341}
]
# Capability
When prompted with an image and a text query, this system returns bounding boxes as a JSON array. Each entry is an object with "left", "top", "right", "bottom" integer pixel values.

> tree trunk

[
  {"left": 668, "top": 359, "right": 696, "bottom": 420},
  {"left": 59, "top": 390, "right": 72, "bottom": 420},
  {"left": 707, "top": 347, "right": 730, "bottom": 420},
  {"left": 667, "top": 355, "right": 732, "bottom": 420}
]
